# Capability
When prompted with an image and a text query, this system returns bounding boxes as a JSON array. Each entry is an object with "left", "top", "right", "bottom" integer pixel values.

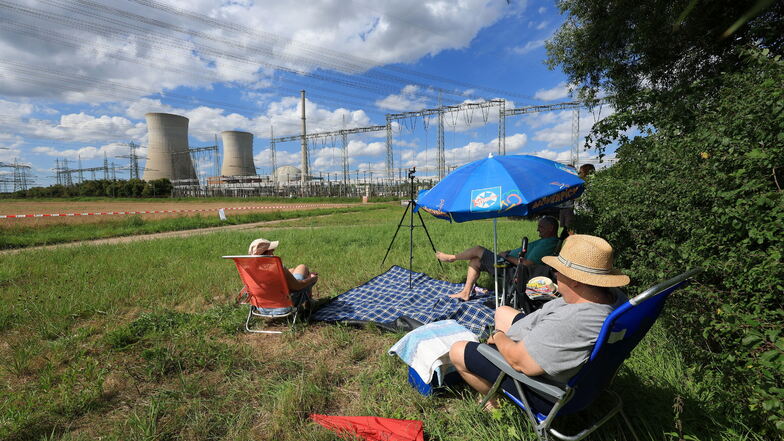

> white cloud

[
  {"left": 31, "top": 142, "right": 129, "bottom": 160},
  {"left": 439, "top": 133, "right": 528, "bottom": 167},
  {"left": 511, "top": 39, "right": 545, "bottom": 55},
  {"left": 0, "top": 0, "right": 510, "bottom": 103},
  {"left": 524, "top": 110, "right": 570, "bottom": 129},
  {"left": 376, "top": 85, "right": 429, "bottom": 111},
  {"left": 533, "top": 119, "right": 573, "bottom": 148},
  {"left": 538, "top": 6, "right": 547, "bottom": 14},
  {"left": 347, "top": 140, "right": 386, "bottom": 157},
  {"left": 530, "top": 148, "right": 571, "bottom": 163},
  {"left": 533, "top": 82, "right": 571, "bottom": 101}
]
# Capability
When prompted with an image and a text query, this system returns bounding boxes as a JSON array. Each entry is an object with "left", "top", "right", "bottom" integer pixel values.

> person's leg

[
  {"left": 289, "top": 264, "right": 309, "bottom": 278},
  {"left": 436, "top": 245, "right": 486, "bottom": 263},
  {"left": 448, "top": 256, "right": 483, "bottom": 300},
  {"left": 450, "top": 341, "right": 500, "bottom": 409},
  {"left": 450, "top": 341, "right": 494, "bottom": 395},
  {"left": 494, "top": 306, "right": 523, "bottom": 332}
]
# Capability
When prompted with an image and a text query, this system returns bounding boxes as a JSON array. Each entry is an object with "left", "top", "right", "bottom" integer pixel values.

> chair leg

[
  {"left": 480, "top": 371, "right": 506, "bottom": 409},
  {"left": 619, "top": 409, "right": 641, "bottom": 441},
  {"left": 547, "top": 390, "right": 623, "bottom": 441},
  {"left": 244, "top": 305, "right": 283, "bottom": 334}
]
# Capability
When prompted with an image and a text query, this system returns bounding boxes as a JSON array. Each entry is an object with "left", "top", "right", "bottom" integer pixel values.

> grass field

[
  {"left": 0, "top": 203, "right": 388, "bottom": 250},
  {"left": 0, "top": 207, "right": 764, "bottom": 440}
]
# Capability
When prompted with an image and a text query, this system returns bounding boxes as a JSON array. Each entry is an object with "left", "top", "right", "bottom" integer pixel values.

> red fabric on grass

[{"left": 310, "top": 414, "right": 424, "bottom": 441}]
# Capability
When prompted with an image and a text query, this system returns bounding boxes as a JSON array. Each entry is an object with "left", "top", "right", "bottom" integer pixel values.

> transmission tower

[
  {"left": 571, "top": 107, "right": 580, "bottom": 167},
  {"left": 0, "top": 159, "right": 33, "bottom": 191},
  {"left": 269, "top": 126, "right": 277, "bottom": 184},
  {"left": 116, "top": 141, "right": 143, "bottom": 180}
]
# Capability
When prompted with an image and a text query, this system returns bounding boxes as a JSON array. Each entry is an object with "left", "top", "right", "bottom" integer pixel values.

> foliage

[
  {"left": 9, "top": 178, "right": 172, "bottom": 198},
  {"left": 546, "top": 0, "right": 784, "bottom": 141},
  {"left": 574, "top": 51, "right": 784, "bottom": 432}
]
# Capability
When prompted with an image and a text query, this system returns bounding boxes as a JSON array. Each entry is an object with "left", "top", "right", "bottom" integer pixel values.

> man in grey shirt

[{"left": 449, "top": 234, "right": 630, "bottom": 408}]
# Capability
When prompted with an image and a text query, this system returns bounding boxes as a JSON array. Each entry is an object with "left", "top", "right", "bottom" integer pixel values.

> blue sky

[{"left": 0, "top": 0, "right": 614, "bottom": 187}]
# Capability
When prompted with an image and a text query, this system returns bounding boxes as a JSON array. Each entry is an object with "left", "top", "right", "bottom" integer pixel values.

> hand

[{"left": 487, "top": 329, "right": 504, "bottom": 345}]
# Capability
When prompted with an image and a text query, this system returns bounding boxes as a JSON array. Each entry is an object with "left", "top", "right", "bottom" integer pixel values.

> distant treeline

[{"left": 6, "top": 179, "right": 173, "bottom": 198}]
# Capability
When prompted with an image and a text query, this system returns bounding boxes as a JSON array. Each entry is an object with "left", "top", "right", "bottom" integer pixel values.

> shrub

[{"left": 576, "top": 50, "right": 783, "bottom": 432}]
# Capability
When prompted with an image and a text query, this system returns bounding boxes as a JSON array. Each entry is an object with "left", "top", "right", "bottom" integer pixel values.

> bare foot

[
  {"left": 435, "top": 251, "right": 456, "bottom": 262},
  {"left": 479, "top": 397, "right": 500, "bottom": 412},
  {"left": 448, "top": 290, "right": 470, "bottom": 301}
]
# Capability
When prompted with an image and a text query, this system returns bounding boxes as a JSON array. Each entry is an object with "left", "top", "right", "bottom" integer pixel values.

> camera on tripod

[{"left": 407, "top": 167, "right": 416, "bottom": 180}]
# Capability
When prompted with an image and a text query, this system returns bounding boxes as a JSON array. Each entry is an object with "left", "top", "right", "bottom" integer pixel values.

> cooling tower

[
  {"left": 142, "top": 113, "right": 197, "bottom": 182},
  {"left": 220, "top": 131, "right": 256, "bottom": 176}
]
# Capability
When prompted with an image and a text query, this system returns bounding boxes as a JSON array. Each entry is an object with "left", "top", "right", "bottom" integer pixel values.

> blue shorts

[{"left": 462, "top": 313, "right": 554, "bottom": 414}]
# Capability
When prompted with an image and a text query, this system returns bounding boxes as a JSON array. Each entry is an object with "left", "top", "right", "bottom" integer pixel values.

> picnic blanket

[
  {"left": 388, "top": 320, "right": 478, "bottom": 384},
  {"left": 312, "top": 265, "right": 494, "bottom": 336}
]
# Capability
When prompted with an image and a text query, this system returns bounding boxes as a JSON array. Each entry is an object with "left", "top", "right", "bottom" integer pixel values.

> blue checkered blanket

[{"left": 312, "top": 266, "right": 495, "bottom": 336}]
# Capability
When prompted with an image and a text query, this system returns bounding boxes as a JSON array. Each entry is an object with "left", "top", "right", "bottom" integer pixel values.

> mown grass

[
  {"left": 0, "top": 207, "right": 765, "bottom": 440},
  {"left": 0, "top": 195, "right": 400, "bottom": 203},
  {"left": 0, "top": 204, "right": 389, "bottom": 250}
]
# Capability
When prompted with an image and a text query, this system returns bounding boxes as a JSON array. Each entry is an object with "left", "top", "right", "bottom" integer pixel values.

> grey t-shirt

[{"left": 505, "top": 290, "right": 626, "bottom": 383}]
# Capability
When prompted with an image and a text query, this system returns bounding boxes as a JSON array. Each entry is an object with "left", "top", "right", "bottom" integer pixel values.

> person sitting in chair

[
  {"left": 248, "top": 238, "right": 318, "bottom": 298},
  {"left": 448, "top": 235, "right": 629, "bottom": 408},
  {"left": 434, "top": 216, "right": 560, "bottom": 300}
]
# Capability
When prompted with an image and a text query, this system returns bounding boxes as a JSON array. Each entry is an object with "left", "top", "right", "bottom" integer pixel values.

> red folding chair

[{"left": 223, "top": 255, "right": 311, "bottom": 334}]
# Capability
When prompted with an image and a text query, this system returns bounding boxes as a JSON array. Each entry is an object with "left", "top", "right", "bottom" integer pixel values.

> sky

[{"left": 0, "top": 0, "right": 615, "bottom": 188}]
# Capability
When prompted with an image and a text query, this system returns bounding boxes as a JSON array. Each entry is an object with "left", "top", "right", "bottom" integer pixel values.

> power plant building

[
  {"left": 142, "top": 113, "right": 197, "bottom": 182},
  {"left": 220, "top": 131, "right": 256, "bottom": 176},
  {"left": 274, "top": 165, "right": 301, "bottom": 182}
]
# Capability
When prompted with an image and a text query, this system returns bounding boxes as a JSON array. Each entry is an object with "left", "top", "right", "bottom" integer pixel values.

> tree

[
  {"left": 547, "top": 0, "right": 784, "bottom": 147},
  {"left": 546, "top": 1, "right": 784, "bottom": 432}
]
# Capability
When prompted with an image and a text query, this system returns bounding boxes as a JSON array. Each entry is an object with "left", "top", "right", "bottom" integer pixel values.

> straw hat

[
  {"left": 542, "top": 235, "right": 630, "bottom": 287},
  {"left": 248, "top": 238, "right": 279, "bottom": 255}
]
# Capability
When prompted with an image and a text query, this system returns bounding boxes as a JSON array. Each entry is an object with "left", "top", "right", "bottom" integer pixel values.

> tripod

[{"left": 381, "top": 167, "right": 441, "bottom": 288}]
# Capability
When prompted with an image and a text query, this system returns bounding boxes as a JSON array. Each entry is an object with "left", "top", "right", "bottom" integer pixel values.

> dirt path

[
  {"left": 0, "top": 215, "right": 346, "bottom": 255},
  {"left": 0, "top": 201, "right": 356, "bottom": 226}
]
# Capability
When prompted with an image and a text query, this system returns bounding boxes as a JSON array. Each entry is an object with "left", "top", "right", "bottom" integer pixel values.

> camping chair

[
  {"left": 500, "top": 236, "right": 557, "bottom": 313},
  {"left": 222, "top": 255, "right": 312, "bottom": 334},
  {"left": 478, "top": 268, "right": 702, "bottom": 441}
]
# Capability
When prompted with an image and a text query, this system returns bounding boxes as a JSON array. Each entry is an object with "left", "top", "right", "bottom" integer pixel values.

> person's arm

[
  {"left": 500, "top": 247, "right": 522, "bottom": 265},
  {"left": 486, "top": 330, "right": 545, "bottom": 376},
  {"left": 284, "top": 270, "right": 318, "bottom": 291}
]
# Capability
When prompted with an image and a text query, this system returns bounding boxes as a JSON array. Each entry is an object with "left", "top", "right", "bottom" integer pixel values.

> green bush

[{"left": 576, "top": 50, "right": 783, "bottom": 432}]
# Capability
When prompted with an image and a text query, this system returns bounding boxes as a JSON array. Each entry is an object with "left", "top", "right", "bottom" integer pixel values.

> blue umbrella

[
  {"left": 417, "top": 154, "right": 584, "bottom": 222},
  {"left": 416, "top": 154, "right": 584, "bottom": 306}
]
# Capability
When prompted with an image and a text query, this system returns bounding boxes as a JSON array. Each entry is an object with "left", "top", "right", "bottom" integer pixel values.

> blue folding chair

[{"left": 477, "top": 268, "right": 702, "bottom": 441}]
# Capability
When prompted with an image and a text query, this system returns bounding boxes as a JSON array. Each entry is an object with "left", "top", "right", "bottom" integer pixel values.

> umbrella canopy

[{"left": 417, "top": 154, "right": 584, "bottom": 222}]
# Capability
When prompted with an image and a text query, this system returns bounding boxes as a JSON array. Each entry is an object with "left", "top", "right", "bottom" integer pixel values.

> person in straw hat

[
  {"left": 248, "top": 238, "right": 318, "bottom": 312},
  {"left": 449, "top": 234, "right": 629, "bottom": 408}
]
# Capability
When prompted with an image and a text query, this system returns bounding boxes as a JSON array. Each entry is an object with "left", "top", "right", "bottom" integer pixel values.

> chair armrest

[{"left": 477, "top": 343, "right": 566, "bottom": 402}]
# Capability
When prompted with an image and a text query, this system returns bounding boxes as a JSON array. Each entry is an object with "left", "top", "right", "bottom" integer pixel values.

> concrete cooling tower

[
  {"left": 142, "top": 113, "right": 197, "bottom": 182},
  {"left": 220, "top": 131, "right": 256, "bottom": 176}
]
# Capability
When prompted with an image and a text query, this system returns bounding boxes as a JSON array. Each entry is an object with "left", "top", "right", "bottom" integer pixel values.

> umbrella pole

[
  {"left": 409, "top": 191, "right": 414, "bottom": 289},
  {"left": 493, "top": 218, "right": 499, "bottom": 309}
]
